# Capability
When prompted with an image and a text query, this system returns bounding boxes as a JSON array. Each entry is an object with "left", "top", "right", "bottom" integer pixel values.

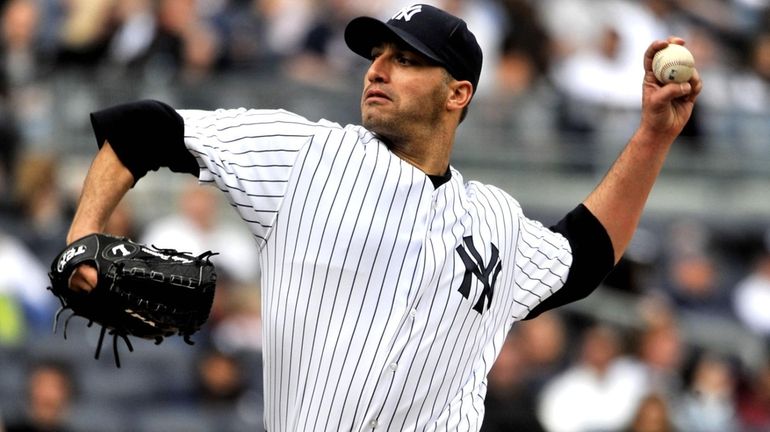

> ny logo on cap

[{"left": 392, "top": 4, "right": 422, "bottom": 22}]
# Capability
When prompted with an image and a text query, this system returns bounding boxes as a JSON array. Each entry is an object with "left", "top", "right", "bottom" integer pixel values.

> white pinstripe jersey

[{"left": 179, "top": 107, "right": 574, "bottom": 432}]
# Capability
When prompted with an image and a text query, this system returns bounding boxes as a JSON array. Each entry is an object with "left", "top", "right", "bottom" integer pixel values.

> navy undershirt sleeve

[
  {"left": 523, "top": 204, "right": 615, "bottom": 320},
  {"left": 89, "top": 100, "right": 198, "bottom": 184}
]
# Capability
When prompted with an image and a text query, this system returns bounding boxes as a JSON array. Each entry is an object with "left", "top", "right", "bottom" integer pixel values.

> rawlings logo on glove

[{"left": 48, "top": 233, "right": 218, "bottom": 367}]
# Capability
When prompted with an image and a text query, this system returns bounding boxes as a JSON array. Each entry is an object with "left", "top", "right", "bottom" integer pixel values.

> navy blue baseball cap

[{"left": 344, "top": 4, "right": 483, "bottom": 92}]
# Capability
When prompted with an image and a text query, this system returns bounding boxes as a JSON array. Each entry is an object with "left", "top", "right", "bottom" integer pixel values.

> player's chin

[
  {"left": 363, "top": 106, "right": 386, "bottom": 122},
  {"left": 361, "top": 100, "right": 389, "bottom": 117},
  {"left": 362, "top": 107, "right": 387, "bottom": 128}
]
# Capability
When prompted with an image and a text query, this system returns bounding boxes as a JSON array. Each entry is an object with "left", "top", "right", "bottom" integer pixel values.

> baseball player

[{"left": 64, "top": 4, "right": 702, "bottom": 431}]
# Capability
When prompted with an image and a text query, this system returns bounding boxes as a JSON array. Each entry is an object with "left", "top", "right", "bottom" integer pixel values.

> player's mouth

[{"left": 364, "top": 88, "right": 391, "bottom": 103}]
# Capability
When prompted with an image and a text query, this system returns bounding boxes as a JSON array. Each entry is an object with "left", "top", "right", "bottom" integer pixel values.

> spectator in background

[
  {"left": 473, "top": 0, "right": 561, "bottom": 152},
  {"left": 140, "top": 180, "right": 260, "bottom": 283},
  {"left": 624, "top": 393, "right": 675, "bottom": 432},
  {"left": 658, "top": 219, "right": 733, "bottom": 318},
  {"left": 5, "top": 360, "right": 75, "bottom": 432},
  {"left": 729, "top": 30, "right": 770, "bottom": 154},
  {"left": 0, "top": 230, "right": 54, "bottom": 341},
  {"left": 11, "top": 153, "right": 72, "bottom": 265},
  {"left": 537, "top": 323, "right": 649, "bottom": 432},
  {"left": 482, "top": 330, "right": 546, "bottom": 432},
  {"left": 0, "top": 98, "right": 19, "bottom": 216},
  {"left": 282, "top": 0, "right": 362, "bottom": 88},
  {"left": 140, "top": 0, "right": 197, "bottom": 75},
  {"left": 210, "top": 279, "right": 263, "bottom": 354},
  {"left": 674, "top": 352, "right": 739, "bottom": 432},
  {"left": 1, "top": 0, "right": 49, "bottom": 85},
  {"left": 177, "top": 22, "right": 220, "bottom": 86},
  {"left": 103, "top": 0, "right": 157, "bottom": 73},
  {"left": 496, "top": 0, "right": 551, "bottom": 96},
  {"left": 663, "top": 252, "right": 734, "bottom": 318},
  {"left": 0, "top": 0, "right": 52, "bottom": 145},
  {"left": 193, "top": 348, "right": 264, "bottom": 429},
  {"left": 54, "top": 0, "right": 114, "bottom": 67},
  {"left": 515, "top": 311, "right": 568, "bottom": 390},
  {"left": 541, "top": 0, "right": 709, "bottom": 156},
  {"left": 733, "top": 245, "right": 770, "bottom": 340},
  {"left": 195, "top": 349, "right": 248, "bottom": 411},
  {"left": 420, "top": 0, "right": 507, "bottom": 99},
  {"left": 635, "top": 297, "right": 687, "bottom": 398},
  {"left": 214, "top": 0, "right": 269, "bottom": 70},
  {"left": 545, "top": 0, "right": 668, "bottom": 108},
  {"left": 259, "top": 0, "right": 314, "bottom": 60},
  {"left": 737, "top": 358, "right": 770, "bottom": 431}
]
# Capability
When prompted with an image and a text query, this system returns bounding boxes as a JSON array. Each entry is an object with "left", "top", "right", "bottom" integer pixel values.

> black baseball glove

[{"left": 48, "top": 233, "right": 217, "bottom": 367}]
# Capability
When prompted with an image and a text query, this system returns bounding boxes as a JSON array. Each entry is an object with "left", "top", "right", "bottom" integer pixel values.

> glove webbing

[{"left": 50, "top": 272, "right": 196, "bottom": 368}]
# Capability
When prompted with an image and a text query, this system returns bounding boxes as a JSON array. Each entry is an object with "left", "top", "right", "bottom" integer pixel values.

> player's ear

[{"left": 447, "top": 80, "right": 473, "bottom": 113}]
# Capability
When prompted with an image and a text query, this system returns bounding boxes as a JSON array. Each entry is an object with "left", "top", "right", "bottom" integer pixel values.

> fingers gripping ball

[
  {"left": 48, "top": 233, "right": 218, "bottom": 367},
  {"left": 652, "top": 44, "right": 695, "bottom": 84}
]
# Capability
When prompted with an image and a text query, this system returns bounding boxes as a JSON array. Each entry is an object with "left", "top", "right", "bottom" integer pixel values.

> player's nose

[{"left": 366, "top": 55, "right": 389, "bottom": 83}]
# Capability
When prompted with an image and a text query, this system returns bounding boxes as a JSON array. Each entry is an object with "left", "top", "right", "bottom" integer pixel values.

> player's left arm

[{"left": 583, "top": 37, "right": 702, "bottom": 263}]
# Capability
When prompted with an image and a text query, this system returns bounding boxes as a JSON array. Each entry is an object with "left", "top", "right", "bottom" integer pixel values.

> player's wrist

[
  {"left": 633, "top": 124, "right": 678, "bottom": 152},
  {"left": 66, "top": 225, "right": 102, "bottom": 245}
]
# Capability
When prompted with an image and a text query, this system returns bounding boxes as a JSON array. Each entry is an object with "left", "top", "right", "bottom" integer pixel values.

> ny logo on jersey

[
  {"left": 455, "top": 237, "right": 502, "bottom": 314},
  {"left": 391, "top": 4, "right": 422, "bottom": 22}
]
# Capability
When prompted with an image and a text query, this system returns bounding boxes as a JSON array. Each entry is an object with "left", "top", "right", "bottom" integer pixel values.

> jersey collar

[{"left": 427, "top": 167, "right": 452, "bottom": 188}]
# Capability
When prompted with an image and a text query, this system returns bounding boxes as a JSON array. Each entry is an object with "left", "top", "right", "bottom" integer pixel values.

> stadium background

[{"left": 1, "top": 0, "right": 770, "bottom": 431}]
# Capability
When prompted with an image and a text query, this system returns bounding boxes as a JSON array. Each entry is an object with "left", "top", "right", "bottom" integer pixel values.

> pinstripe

[
  {"left": 308, "top": 146, "right": 379, "bottom": 431},
  {"left": 413, "top": 185, "right": 462, "bottom": 425},
  {"left": 301, "top": 138, "right": 367, "bottom": 432},
  {"left": 396, "top": 184, "right": 460, "bottom": 430},
  {"left": 337, "top": 168, "right": 407, "bottom": 429},
  {"left": 440, "top": 192, "right": 492, "bottom": 432},
  {"left": 276, "top": 130, "right": 337, "bottom": 426},
  {"left": 368, "top": 213, "right": 433, "bottom": 425},
  {"left": 425, "top": 185, "right": 470, "bottom": 425},
  {"left": 285, "top": 131, "right": 343, "bottom": 419},
  {"left": 291, "top": 129, "right": 360, "bottom": 430},
  {"left": 347, "top": 168, "right": 428, "bottom": 430},
  {"left": 179, "top": 108, "right": 574, "bottom": 432},
  {"left": 322, "top": 146, "right": 391, "bottom": 431},
  {"left": 269, "top": 134, "right": 320, "bottom": 430},
  {"left": 329, "top": 157, "right": 401, "bottom": 430},
  {"left": 387, "top": 191, "right": 450, "bottom": 431},
  {"left": 290, "top": 130, "right": 358, "bottom": 430}
]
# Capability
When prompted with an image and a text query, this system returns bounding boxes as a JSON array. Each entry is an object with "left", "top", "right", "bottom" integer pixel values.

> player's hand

[
  {"left": 640, "top": 37, "right": 703, "bottom": 142},
  {"left": 66, "top": 229, "right": 99, "bottom": 293},
  {"left": 69, "top": 264, "right": 98, "bottom": 293}
]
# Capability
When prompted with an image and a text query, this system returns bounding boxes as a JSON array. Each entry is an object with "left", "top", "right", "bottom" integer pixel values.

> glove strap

[{"left": 52, "top": 234, "right": 108, "bottom": 277}]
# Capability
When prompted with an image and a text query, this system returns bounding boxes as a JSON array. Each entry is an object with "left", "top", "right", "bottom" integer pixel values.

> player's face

[{"left": 361, "top": 43, "right": 451, "bottom": 141}]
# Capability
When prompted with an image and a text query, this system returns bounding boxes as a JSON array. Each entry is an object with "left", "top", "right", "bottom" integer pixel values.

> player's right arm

[
  {"left": 66, "top": 100, "right": 198, "bottom": 292},
  {"left": 67, "top": 142, "right": 134, "bottom": 243},
  {"left": 67, "top": 142, "right": 134, "bottom": 292}
]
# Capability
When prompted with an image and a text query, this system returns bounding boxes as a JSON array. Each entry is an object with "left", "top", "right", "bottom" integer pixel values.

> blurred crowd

[{"left": 1, "top": 0, "right": 770, "bottom": 431}]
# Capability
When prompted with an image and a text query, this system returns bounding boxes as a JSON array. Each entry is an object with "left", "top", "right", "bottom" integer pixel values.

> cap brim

[{"left": 344, "top": 16, "right": 444, "bottom": 66}]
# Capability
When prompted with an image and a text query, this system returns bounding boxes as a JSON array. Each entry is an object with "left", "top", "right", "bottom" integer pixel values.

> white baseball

[{"left": 652, "top": 44, "right": 695, "bottom": 84}]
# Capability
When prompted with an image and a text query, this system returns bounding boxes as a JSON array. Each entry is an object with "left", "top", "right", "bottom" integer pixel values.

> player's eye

[
  {"left": 369, "top": 47, "right": 384, "bottom": 61},
  {"left": 395, "top": 54, "right": 413, "bottom": 65}
]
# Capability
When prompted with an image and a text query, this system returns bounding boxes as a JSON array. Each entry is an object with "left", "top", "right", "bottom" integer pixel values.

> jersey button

[
  {"left": 369, "top": 419, "right": 379, "bottom": 428},
  {"left": 389, "top": 362, "right": 398, "bottom": 371},
  {"left": 409, "top": 308, "right": 417, "bottom": 318}
]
